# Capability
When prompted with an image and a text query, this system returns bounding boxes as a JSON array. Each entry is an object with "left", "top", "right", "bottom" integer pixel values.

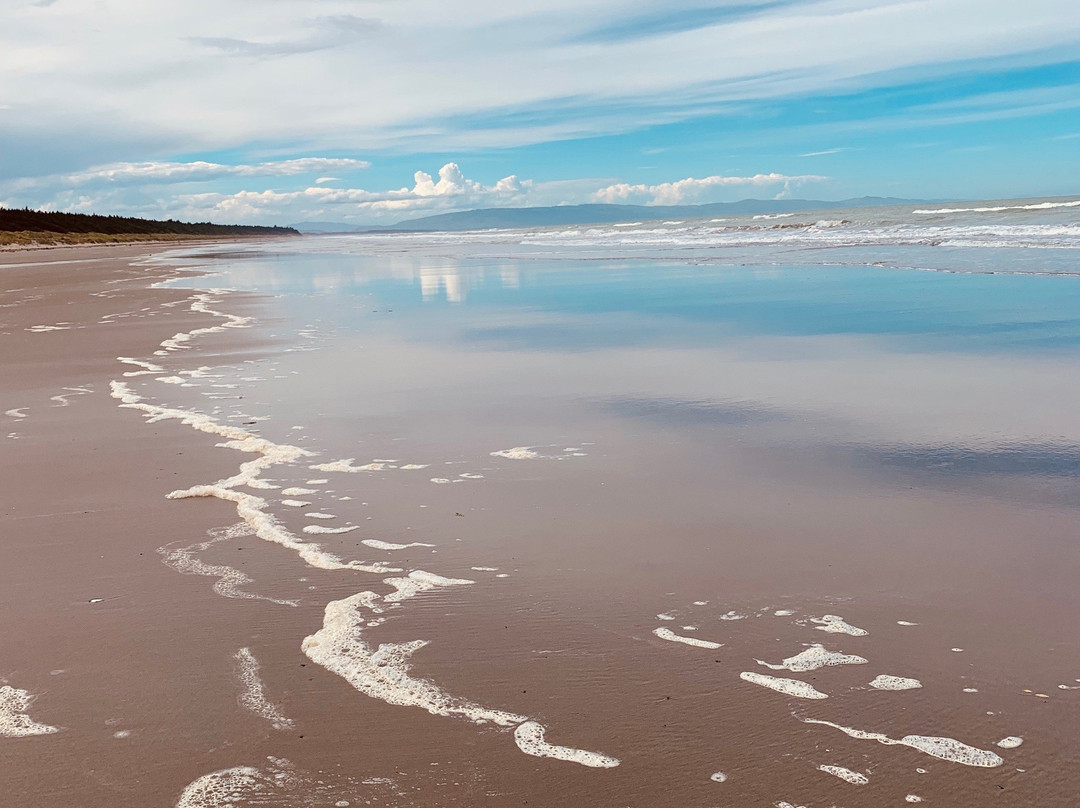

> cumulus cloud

[
  {"left": 592, "top": 172, "right": 827, "bottom": 205},
  {"left": 165, "top": 162, "right": 535, "bottom": 222},
  {"left": 3, "top": 162, "right": 832, "bottom": 224}
]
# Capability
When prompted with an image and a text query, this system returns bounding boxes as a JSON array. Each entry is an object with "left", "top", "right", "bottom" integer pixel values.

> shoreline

[{"left": 0, "top": 241, "right": 302, "bottom": 806}]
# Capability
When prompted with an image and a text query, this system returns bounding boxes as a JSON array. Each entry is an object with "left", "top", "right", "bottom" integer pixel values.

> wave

[{"left": 914, "top": 199, "right": 1080, "bottom": 214}]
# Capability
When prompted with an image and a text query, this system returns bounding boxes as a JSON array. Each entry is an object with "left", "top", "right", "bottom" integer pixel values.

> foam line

[
  {"left": 282, "top": 487, "right": 317, "bottom": 496},
  {"left": 740, "top": 672, "right": 828, "bottom": 699},
  {"left": 362, "top": 539, "right": 437, "bottom": 551},
  {"left": 4, "top": 408, "right": 27, "bottom": 419},
  {"left": 309, "top": 458, "right": 366, "bottom": 473},
  {"left": 757, "top": 644, "right": 867, "bottom": 672},
  {"left": 303, "top": 525, "right": 361, "bottom": 535},
  {"left": 113, "top": 381, "right": 395, "bottom": 574},
  {"left": 158, "top": 524, "right": 297, "bottom": 607},
  {"left": 513, "top": 721, "right": 620, "bottom": 768},
  {"left": 653, "top": 627, "right": 722, "bottom": 649},
  {"left": 301, "top": 592, "right": 526, "bottom": 726},
  {"left": 235, "top": 648, "right": 293, "bottom": 730},
  {"left": 382, "top": 570, "right": 474, "bottom": 603},
  {"left": 0, "top": 685, "right": 59, "bottom": 737},
  {"left": 818, "top": 765, "right": 868, "bottom": 784},
  {"left": 156, "top": 292, "right": 252, "bottom": 356},
  {"left": 802, "top": 717, "right": 1004, "bottom": 767},
  {"left": 869, "top": 675, "right": 922, "bottom": 690}
]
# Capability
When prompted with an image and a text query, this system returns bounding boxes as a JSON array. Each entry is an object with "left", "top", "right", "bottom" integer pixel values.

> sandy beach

[{"left": 3, "top": 236, "right": 1080, "bottom": 807}]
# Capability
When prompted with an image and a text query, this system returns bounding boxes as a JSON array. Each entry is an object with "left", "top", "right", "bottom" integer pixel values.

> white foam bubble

[
  {"left": 303, "top": 525, "right": 362, "bottom": 535},
  {"left": 362, "top": 539, "right": 436, "bottom": 551},
  {"left": 235, "top": 648, "right": 293, "bottom": 730},
  {"left": 158, "top": 525, "right": 297, "bottom": 607},
  {"left": 818, "top": 765, "right": 868, "bottom": 784},
  {"left": 50, "top": 386, "right": 93, "bottom": 407},
  {"left": 302, "top": 591, "right": 526, "bottom": 726},
  {"left": 656, "top": 612, "right": 675, "bottom": 621},
  {"left": 653, "top": 627, "right": 722, "bottom": 649},
  {"left": 802, "top": 717, "right": 1003, "bottom": 767},
  {"left": 709, "top": 771, "right": 728, "bottom": 783},
  {"left": 490, "top": 447, "right": 540, "bottom": 460},
  {"left": 719, "top": 610, "right": 746, "bottom": 621},
  {"left": 175, "top": 766, "right": 266, "bottom": 808},
  {"left": 307, "top": 479, "right": 329, "bottom": 485},
  {"left": 308, "top": 458, "right": 388, "bottom": 473},
  {"left": 869, "top": 675, "right": 922, "bottom": 690},
  {"left": 281, "top": 499, "right": 311, "bottom": 507},
  {"left": 4, "top": 408, "right": 27, "bottom": 419},
  {"left": 382, "top": 570, "right": 474, "bottom": 603},
  {"left": 963, "top": 687, "right": 979, "bottom": 693},
  {"left": 996, "top": 736, "right": 1023, "bottom": 748},
  {"left": 774, "top": 609, "right": 796, "bottom": 616},
  {"left": 282, "top": 487, "right": 317, "bottom": 496},
  {"left": 430, "top": 478, "right": 452, "bottom": 484},
  {"left": 0, "top": 685, "right": 59, "bottom": 737},
  {"left": 512, "top": 721, "right": 619, "bottom": 768},
  {"left": 306, "top": 512, "right": 336, "bottom": 519},
  {"left": 471, "top": 566, "right": 499, "bottom": 572},
  {"left": 811, "top": 615, "right": 868, "bottom": 636},
  {"left": 906, "top": 795, "right": 923, "bottom": 803},
  {"left": 757, "top": 644, "right": 867, "bottom": 673},
  {"left": 897, "top": 621, "right": 919, "bottom": 626},
  {"left": 740, "top": 672, "right": 828, "bottom": 699},
  {"left": 400, "top": 464, "right": 429, "bottom": 470}
]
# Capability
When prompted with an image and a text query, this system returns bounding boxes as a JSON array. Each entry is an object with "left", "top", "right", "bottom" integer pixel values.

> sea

[{"left": 121, "top": 196, "right": 1080, "bottom": 806}]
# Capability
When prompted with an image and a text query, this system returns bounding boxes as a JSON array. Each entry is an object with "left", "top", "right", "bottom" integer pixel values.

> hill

[{"left": 377, "top": 197, "right": 920, "bottom": 232}]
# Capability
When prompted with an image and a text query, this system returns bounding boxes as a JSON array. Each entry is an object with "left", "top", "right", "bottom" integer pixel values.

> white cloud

[
  {"left": 6, "top": 158, "right": 370, "bottom": 192},
  {"left": 2, "top": 0, "right": 1078, "bottom": 164},
  {"left": 168, "top": 162, "right": 535, "bottom": 222},
  {"left": 592, "top": 172, "right": 827, "bottom": 205},
  {"left": 3, "top": 162, "right": 832, "bottom": 224}
]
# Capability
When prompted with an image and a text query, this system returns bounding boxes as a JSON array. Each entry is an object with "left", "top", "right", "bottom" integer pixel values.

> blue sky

[{"left": 2, "top": 0, "right": 1079, "bottom": 224}]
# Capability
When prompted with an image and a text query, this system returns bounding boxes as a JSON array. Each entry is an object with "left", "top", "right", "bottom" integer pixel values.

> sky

[{"left": 2, "top": 0, "right": 1079, "bottom": 225}]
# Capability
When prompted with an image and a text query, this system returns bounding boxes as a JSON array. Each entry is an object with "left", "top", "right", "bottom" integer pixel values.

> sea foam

[
  {"left": 740, "top": 672, "right": 828, "bottom": 699},
  {"left": 653, "top": 627, "right": 722, "bottom": 649},
  {"left": 513, "top": 721, "right": 619, "bottom": 768},
  {"left": 802, "top": 717, "right": 1003, "bottom": 767},
  {"left": 757, "top": 644, "right": 866, "bottom": 672},
  {"left": 0, "top": 685, "right": 59, "bottom": 737},
  {"left": 235, "top": 648, "right": 293, "bottom": 730}
]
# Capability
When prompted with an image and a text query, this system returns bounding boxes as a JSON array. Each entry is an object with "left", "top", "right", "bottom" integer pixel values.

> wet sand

[{"left": 2, "top": 243, "right": 1079, "bottom": 807}]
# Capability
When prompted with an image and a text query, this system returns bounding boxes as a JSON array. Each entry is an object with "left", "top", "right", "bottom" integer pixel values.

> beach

[{"left": 2, "top": 219, "right": 1080, "bottom": 806}]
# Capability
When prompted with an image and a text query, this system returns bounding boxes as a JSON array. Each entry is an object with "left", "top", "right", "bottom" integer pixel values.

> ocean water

[{"left": 134, "top": 198, "right": 1080, "bottom": 806}]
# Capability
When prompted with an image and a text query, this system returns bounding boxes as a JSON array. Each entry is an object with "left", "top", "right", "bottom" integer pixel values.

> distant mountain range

[{"left": 291, "top": 197, "right": 924, "bottom": 234}]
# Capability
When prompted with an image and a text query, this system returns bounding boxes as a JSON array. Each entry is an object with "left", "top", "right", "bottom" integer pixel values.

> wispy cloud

[
  {"left": 593, "top": 172, "right": 826, "bottom": 204},
  {"left": 189, "top": 15, "right": 381, "bottom": 59},
  {"left": 5, "top": 158, "right": 371, "bottom": 192},
  {"left": 799, "top": 147, "right": 846, "bottom": 157}
]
